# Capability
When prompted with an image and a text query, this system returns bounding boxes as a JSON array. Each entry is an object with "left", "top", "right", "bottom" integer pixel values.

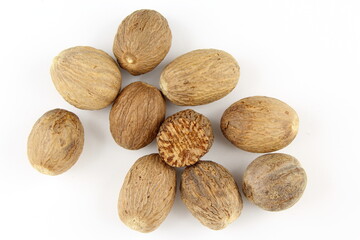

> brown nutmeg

[
  {"left": 113, "top": 9, "right": 172, "bottom": 75},
  {"left": 181, "top": 161, "right": 243, "bottom": 230},
  {"left": 242, "top": 153, "right": 307, "bottom": 211},
  {"left": 118, "top": 154, "right": 176, "bottom": 233},
  {"left": 109, "top": 81, "right": 166, "bottom": 150},
  {"left": 157, "top": 109, "right": 214, "bottom": 167},
  {"left": 27, "top": 109, "right": 84, "bottom": 175},
  {"left": 160, "top": 49, "right": 240, "bottom": 106},
  {"left": 51, "top": 46, "right": 122, "bottom": 110},
  {"left": 221, "top": 96, "right": 299, "bottom": 153}
]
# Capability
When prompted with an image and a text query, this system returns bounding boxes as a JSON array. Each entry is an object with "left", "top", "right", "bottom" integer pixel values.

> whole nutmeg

[
  {"left": 51, "top": 46, "right": 122, "bottom": 110},
  {"left": 242, "top": 153, "right": 307, "bottom": 211},
  {"left": 221, "top": 96, "right": 299, "bottom": 153},
  {"left": 181, "top": 161, "right": 243, "bottom": 230},
  {"left": 109, "top": 81, "right": 166, "bottom": 150},
  {"left": 27, "top": 109, "right": 84, "bottom": 175},
  {"left": 157, "top": 109, "right": 214, "bottom": 167},
  {"left": 118, "top": 154, "right": 176, "bottom": 233},
  {"left": 160, "top": 49, "right": 240, "bottom": 106},
  {"left": 113, "top": 9, "right": 172, "bottom": 75}
]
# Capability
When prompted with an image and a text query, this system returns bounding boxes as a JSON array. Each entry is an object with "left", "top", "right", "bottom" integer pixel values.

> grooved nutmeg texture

[
  {"left": 243, "top": 153, "right": 307, "bottom": 211},
  {"left": 221, "top": 96, "right": 299, "bottom": 153},
  {"left": 109, "top": 81, "right": 166, "bottom": 150},
  {"left": 160, "top": 49, "right": 240, "bottom": 106},
  {"left": 181, "top": 161, "right": 243, "bottom": 230},
  {"left": 118, "top": 154, "right": 176, "bottom": 233},
  {"left": 113, "top": 9, "right": 172, "bottom": 75},
  {"left": 27, "top": 109, "right": 84, "bottom": 176},
  {"left": 51, "top": 46, "right": 122, "bottom": 110},
  {"left": 157, "top": 109, "right": 214, "bottom": 167}
]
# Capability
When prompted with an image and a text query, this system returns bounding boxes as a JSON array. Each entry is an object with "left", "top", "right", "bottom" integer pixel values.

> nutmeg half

[{"left": 157, "top": 109, "right": 214, "bottom": 167}]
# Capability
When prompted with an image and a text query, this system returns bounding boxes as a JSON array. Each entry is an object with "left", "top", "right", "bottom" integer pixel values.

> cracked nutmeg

[
  {"left": 27, "top": 109, "right": 84, "bottom": 176},
  {"left": 109, "top": 81, "right": 166, "bottom": 150},
  {"left": 160, "top": 49, "right": 240, "bottom": 106},
  {"left": 221, "top": 96, "right": 299, "bottom": 153},
  {"left": 118, "top": 154, "right": 176, "bottom": 233},
  {"left": 242, "top": 153, "right": 307, "bottom": 211},
  {"left": 113, "top": 9, "right": 172, "bottom": 75},
  {"left": 157, "top": 109, "right": 214, "bottom": 167},
  {"left": 181, "top": 161, "right": 243, "bottom": 230}
]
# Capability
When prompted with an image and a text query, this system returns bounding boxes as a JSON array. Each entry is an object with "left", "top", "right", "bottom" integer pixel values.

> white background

[{"left": 1, "top": 0, "right": 359, "bottom": 239}]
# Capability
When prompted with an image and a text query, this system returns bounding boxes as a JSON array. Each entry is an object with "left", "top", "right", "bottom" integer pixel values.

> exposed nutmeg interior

[{"left": 157, "top": 109, "right": 214, "bottom": 167}]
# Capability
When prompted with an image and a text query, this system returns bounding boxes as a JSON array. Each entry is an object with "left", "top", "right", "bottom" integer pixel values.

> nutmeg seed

[
  {"left": 27, "top": 109, "right": 84, "bottom": 175},
  {"left": 160, "top": 49, "right": 240, "bottom": 106},
  {"left": 118, "top": 154, "right": 176, "bottom": 233},
  {"left": 113, "top": 9, "right": 172, "bottom": 75},
  {"left": 110, "top": 81, "right": 166, "bottom": 150},
  {"left": 157, "top": 109, "right": 214, "bottom": 167},
  {"left": 181, "top": 161, "right": 243, "bottom": 230},
  {"left": 51, "top": 46, "right": 122, "bottom": 110},
  {"left": 242, "top": 153, "right": 307, "bottom": 211},
  {"left": 221, "top": 96, "right": 299, "bottom": 153}
]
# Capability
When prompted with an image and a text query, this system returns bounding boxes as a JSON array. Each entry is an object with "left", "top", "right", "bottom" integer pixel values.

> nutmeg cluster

[{"left": 27, "top": 9, "right": 307, "bottom": 234}]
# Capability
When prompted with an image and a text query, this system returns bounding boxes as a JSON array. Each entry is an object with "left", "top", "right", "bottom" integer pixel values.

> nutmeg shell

[
  {"left": 181, "top": 161, "right": 243, "bottom": 230},
  {"left": 110, "top": 81, "right": 166, "bottom": 150},
  {"left": 242, "top": 153, "right": 307, "bottom": 211},
  {"left": 118, "top": 154, "right": 176, "bottom": 233},
  {"left": 27, "top": 109, "right": 84, "bottom": 175},
  {"left": 51, "top": 46, "right": 122, "bottom": 110},
  {"left": 157, "top": 109, "right": 214, "bottom": 167},
  {"left": 113, "top": 9, "right": 172, "bottom": 75},
  {"left": 221, "top": 96, "right": 299, "bottom": 153},
  {"left": 160, "top": 49, "right": 240, "bottom": 106}
]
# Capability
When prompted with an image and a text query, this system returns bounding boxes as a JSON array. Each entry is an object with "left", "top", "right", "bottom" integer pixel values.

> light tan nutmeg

[
  {"left": 113, "top": 9, "right": 172, "bottom": 75},
  {"left": 27, "top": 109, "right": 84, "bottom": 176},
  {"left": 157, "top": 109, "right": 214, "bottom": 167},
  {"left": 181, "top": 161, "right": 243, "bottom": 230},
  {"left": 109, "top": 81, "right": 166, "bottom": 150},
  {"left": 160, "top": 49, "right": 240, "bottom": 106},
  {"left": 51, "top": 46, "right": 122, "bottom": 110},
  {"left": 118, "top": 154, "right": 176, "bottom": 233},
  {"left": 221, "top": 96, "right": 299, "bottom": 153},
  {"left": 243, "top": 153, "right": 307, "bottom": 211}
]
